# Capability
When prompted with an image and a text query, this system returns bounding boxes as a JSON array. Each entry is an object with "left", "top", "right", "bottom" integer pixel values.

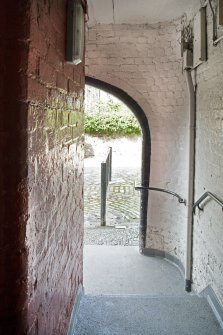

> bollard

[
  {"left": 100, "top": 147, "right": 112, "bottom": 226},
  {"left": 101, "top": 162, "right": 107, "bottom": 226}
]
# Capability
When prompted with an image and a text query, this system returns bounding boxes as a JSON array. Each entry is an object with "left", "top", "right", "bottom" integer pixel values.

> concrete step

[{"left": 72, "top": 294, "right": 223, "bottom": 335}]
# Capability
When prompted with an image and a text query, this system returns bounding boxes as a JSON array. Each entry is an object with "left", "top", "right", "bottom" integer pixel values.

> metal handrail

[
  {"left": 193, "top": 191, "right": 223, "bottom": 212},
  {"left": 135, "top": 184, "right": 186, "bottom": 205}
]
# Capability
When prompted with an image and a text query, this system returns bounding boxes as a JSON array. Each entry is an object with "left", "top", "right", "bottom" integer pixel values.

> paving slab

[
  {"left": 84, "top": 245, "right": 186, "bottom": 296},
  {"left": 73, "top": 295, "right": 223, "bottom": 335}
]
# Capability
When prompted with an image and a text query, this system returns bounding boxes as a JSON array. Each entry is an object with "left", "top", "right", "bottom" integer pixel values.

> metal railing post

[
  {"left": 109, "top": 146, "right": 112, "bottom": 182},
  {"left": 100, "top": 147, "right": 113, "bottom": 226},
  {"left": 101, "top": 162, "right": 107, "bottom": 226}
]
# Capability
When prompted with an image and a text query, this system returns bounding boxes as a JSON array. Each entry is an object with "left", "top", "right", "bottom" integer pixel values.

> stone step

[{"left": 72, "top": 294, "right": 223, "bottom": 335}]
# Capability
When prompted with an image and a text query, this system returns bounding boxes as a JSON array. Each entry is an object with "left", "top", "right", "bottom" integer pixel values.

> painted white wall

[
  {"left": 191, "top": 4, "right": 223, "bottom": 305},
  {"left": 87, "top": 0, "right": 196, "bottom": 26},
  {"left": 86, "top": 0, "right": 223, "bottom": 309},
  {"left": 85, "top": 20, "right": 189, "bottom": 268}
]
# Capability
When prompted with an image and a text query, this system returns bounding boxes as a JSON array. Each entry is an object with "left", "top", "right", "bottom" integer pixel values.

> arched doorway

[{"left": 85, "top": 76, "right": 151, "bottom": 250}]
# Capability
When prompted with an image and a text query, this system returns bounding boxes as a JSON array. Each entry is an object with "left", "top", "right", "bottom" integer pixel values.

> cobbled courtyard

[{"left": 84, "top": 136, "right": 142, "bottom": 246}]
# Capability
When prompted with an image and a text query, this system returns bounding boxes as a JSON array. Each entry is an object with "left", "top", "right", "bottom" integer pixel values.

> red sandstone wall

[
  {"left": 0, "top": 2, "right": 30, "bottom": 333},
  {"left": 26, "top": 1, "right": 85, "bottom": 334},
  {"left": 0, "top": 1, "right": 85, "bottom": 334}
]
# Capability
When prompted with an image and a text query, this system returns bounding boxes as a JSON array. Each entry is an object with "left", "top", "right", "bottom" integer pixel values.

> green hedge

[{"left": 84, "top": 112, "right": 141, "bottom": 135}]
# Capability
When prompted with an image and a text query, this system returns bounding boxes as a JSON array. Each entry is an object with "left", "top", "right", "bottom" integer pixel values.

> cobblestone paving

[{"left": 84, "top": 166, "right": 141, "bottom": 246}]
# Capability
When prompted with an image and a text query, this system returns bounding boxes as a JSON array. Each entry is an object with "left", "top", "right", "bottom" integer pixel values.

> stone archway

[{"left": 85, "top": 76, "right": 151, "bottom": 249}]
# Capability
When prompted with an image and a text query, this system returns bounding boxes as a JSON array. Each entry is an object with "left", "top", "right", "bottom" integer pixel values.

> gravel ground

[{"left": 84, "top": 225, "right": 139, "bottom": 246}]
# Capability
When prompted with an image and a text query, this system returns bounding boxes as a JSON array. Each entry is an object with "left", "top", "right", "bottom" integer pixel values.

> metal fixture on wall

[
  {"left": 208, "top": 0, "right": 223, "bottom": 45},
  {"left": 218, "top": 0, "right": 223, "bottom": 25},
  {"left": 193, "top": 7, "right": 207, "bottom": 66},
  {"left": 180, "top": 17, "right": 193, "bottom": 57},
  {"left": 135, "top": 185, "right": 186, "bottom": 205},
  {"left": 193, "top": 191, "right": 223, "bottom": 212},
  {"left": 66, "top": 0, "right": 85, "bottom": 64},
  {"left": 181, "top": 23, "right": 195, "bottom": 292},
  {"left": 183, "top": 53, "right": 195, "bottom": 293}
]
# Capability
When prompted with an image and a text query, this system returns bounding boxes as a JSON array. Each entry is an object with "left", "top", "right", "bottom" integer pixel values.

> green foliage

[
  {"left": 85, "top": 99, "right": 141, "bottom": 135},
  {"left": 85, "top": 112, "right": 140, "bottom": 135}
]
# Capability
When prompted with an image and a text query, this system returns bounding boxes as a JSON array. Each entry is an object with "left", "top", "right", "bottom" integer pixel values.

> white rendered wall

[
  {"left": 85, "top": 21, "right": 189, "bottom": 267},
  {"left": 86, "top": 0, "right": 223, "bottom": 310},
  {"left": 191, "top": 5, "right": 223, "bottom": 305}
]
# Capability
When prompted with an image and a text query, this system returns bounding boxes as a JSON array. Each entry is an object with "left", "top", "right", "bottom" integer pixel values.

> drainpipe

[{"left": 184, "top": 52, "right": 195, "bottom": 292}]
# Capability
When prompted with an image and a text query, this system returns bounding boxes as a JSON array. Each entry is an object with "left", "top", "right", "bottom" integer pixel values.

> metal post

[
  {"left": 109, "top": 147, "right": 112, "bottom": 181},
  {"left": 100, "top": 147, "right": 112, "bottom": 226},
  {"left": 101, "top": 162, "right": 107, "bottom": 226}
]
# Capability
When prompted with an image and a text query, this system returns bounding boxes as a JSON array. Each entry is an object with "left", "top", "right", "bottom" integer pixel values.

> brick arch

[{"left": 85, "top": 76, "right": 151, "bottom": 250}]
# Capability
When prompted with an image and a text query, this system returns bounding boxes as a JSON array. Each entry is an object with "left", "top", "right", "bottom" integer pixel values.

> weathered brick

[
  {"left": 88, "top": 29, "right": 97, "bottom": 41},
  {"left": 86, "top": 21, "right": 188, "bottom": 274},
  {"left": 192, "top": 5, "right": 223, "bottom": 304},
  {"left": 56, "top": 71, "right": 67, "bottom": 91},
  {"left": 40, "top": 60, "right": 56, "bottom": 85},
  {"left": 0, "top": 1, "right": 85, "bottom": 334},
  {"left": 120, "top": 64, "right": 138, "bottom": 72},
  {"left": 86, "top": 9, "right": 223, "bottom": 309}
]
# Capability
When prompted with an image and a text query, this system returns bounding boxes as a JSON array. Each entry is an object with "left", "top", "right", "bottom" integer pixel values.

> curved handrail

[
  {"left": 135, "top": 185, "right": 186, "bottom": 205},
  {"left": 193, "top": 191, "right": 223, "bottom": 212}
]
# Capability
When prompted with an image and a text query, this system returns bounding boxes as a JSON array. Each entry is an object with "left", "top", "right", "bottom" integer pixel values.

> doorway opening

[
  {"left": 84, "top": 86, "right": 141, "bottom": 246},
  {"left": 85, "top": 77, "right": 151, "bottom": 250}
]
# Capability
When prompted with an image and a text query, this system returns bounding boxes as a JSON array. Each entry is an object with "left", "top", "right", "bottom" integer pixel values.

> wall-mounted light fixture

[
  {"left": 193, "top": 7, "right": 207, "bottom": 67},
  {"left": 66, "top": 0, "right": 85, "bottom": 64},
  {"left": 209, "top": 0, "right": 223, "bottom": 45},
  {"left": 218, "top": 0, "right": 223, "bottom": 25}
]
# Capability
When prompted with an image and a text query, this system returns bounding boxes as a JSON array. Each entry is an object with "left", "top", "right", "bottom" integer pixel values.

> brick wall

[
  {"left": 0, "top": 1, "right": 85, "bottom": 334},
  {"left": 86, "top": 22, "right": 189, "bottom": 265},
  {"left": 86, "top": 5, "right": 223, "bottom": 309},
  {"left": 0, "top": 2, "right": 30, "bottom": 333},
  {"left": 26, "top": 1, "right": 85, "bottom": 334},
  {"left": 191, "top": 5, "right": 223, "bottom": 306}
]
